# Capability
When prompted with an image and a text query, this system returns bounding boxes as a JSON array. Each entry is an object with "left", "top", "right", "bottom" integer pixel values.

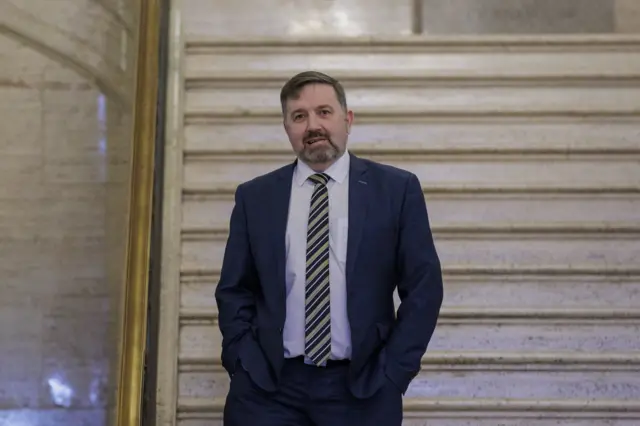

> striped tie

[{"left": 305, "top": 173, "right": 331, "bottom": 366}]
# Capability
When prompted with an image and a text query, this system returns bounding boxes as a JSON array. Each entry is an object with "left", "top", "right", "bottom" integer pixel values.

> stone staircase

[{"left": 154, "top": 14, "right": 640, "bottom": 425}]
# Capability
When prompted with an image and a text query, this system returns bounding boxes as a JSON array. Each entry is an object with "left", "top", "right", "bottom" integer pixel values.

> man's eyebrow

[{"left": 289, "top": 105, "right": 334, "bottom": 117}]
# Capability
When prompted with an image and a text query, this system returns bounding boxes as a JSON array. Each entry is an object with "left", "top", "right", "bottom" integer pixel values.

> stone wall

[{"left": 0, "top": 1, "right": 137, "bottom": 424}]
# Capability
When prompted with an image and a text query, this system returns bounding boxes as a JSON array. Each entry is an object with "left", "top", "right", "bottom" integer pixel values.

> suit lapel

[
  {"left": 271, "top": 161, "right": 295, "bottom": 303},
  {"left": 346, "top": 153, "right": 369, "bottom": 284}
]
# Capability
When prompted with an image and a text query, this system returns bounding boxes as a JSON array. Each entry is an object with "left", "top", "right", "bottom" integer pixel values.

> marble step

[
  {"left": 182, "top": 154, "right": 640, "bottom": 194},
  {"left": 184, "top": 121, "right": 640, "bottom": 156},
  {"left": 180, "top": 230, "right": 640, "bottom": 273},
  {"left": 185, "top": 85, "right": 640, "bottom": 120},
  {"left": 184, "top": 38, "right": 640, "bottom": 83},
  {"left": 176, "top": 396, "right": 640, "bottom": 426},
  {"left": 179, "top": 308, "right": 640, "bottom": 355},
  {"left": 183, "top": 199, "right": 640, "bottom": 238},
  {"left": 180, "top": 272, "right": 640, "bottom": 311},
  {"left": 178, "top": 351, "right": 640, "bottom": 401},
  {"left": 183, "top": 191, "right": 640, "bottom": 235}
]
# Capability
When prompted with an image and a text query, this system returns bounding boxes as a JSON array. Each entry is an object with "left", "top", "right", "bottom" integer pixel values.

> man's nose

[{"left": 306, "top": 112, "right": 321, "bottom": 130}]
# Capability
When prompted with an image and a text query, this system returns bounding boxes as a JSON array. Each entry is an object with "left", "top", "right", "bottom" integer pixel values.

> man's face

[{"left": 283, "top": 83, "right": 353, "bottom": 170}]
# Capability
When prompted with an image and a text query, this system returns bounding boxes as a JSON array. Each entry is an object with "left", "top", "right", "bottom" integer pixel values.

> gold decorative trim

[
  {"left": 176, "top": 397, "right": 640, "bottom": 417},
  {"left": 115, "top": 0, "right": 161, "bottom": 425}
]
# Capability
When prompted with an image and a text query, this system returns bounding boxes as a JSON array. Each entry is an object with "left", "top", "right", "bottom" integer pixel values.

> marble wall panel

[
  {"left": 421, "top": 0, "right": 616, "bottom": 34},
  {"left": 184, "top": 0, "right": 413, "bottom": 38},
  {"left": 0, "top": 1, "right": 137, "bottom": 424},
  {"left": 183, "top": 0, "right": 640, "bottom": 39}
]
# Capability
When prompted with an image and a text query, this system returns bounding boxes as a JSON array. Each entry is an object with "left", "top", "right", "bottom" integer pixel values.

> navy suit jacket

[{"left": 215, "top": 153, "right": 443, "bottom": 398}]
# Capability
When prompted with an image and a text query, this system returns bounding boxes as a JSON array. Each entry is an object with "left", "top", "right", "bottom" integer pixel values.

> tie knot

[{"left": 309, "top": 173, "right": 330, "bottom": 186}]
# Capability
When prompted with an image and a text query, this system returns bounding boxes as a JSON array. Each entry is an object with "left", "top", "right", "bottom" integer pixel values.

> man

[{"left": 215, "top": 70, "right": 443, "bottom": 426}]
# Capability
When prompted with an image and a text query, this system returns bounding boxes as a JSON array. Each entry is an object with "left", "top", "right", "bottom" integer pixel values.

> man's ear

[{"left": 345, "top": 109, "right": 354, "bottom": 133}]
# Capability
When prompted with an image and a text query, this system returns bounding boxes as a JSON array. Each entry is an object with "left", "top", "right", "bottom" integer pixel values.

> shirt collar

[{"left": 294, "top": 150, "right": 350, "bottom": 187}]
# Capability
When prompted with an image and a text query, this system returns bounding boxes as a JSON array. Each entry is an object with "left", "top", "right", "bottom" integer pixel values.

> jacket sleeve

[
  {"left": 384, "top": 173, "right": 444, "bottom": 394},
  {"left": 214, "top": 184, "right": 259, "bottom": 375}
]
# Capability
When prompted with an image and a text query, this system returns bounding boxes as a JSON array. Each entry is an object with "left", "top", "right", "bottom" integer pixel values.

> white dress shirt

[{"left": 282, "top": 151, "right": 352, "bottom": 361}]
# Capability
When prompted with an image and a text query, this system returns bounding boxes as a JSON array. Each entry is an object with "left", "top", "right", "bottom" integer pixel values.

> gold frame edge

[{"left": 116, "top": 0, "right": 161, "bottom": 425}]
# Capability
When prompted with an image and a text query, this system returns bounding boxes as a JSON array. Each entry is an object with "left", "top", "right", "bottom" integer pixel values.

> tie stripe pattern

[{"left": 305, "top": 173, "right": 331, "bottom": 365}]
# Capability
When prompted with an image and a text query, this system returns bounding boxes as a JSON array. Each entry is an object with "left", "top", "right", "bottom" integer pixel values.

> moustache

[{"left": 303, "top": 131, "right": 331, "bottom": 144}]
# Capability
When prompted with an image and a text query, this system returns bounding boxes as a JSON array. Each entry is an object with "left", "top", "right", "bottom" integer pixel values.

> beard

[{"left": 299, "top": 131, "right": 342, "bottom": 164}]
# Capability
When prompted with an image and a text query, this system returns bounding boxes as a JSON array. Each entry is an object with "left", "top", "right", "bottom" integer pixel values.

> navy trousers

[{"left": 223, "top": 357, "right": 403, "bottom": 426}]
